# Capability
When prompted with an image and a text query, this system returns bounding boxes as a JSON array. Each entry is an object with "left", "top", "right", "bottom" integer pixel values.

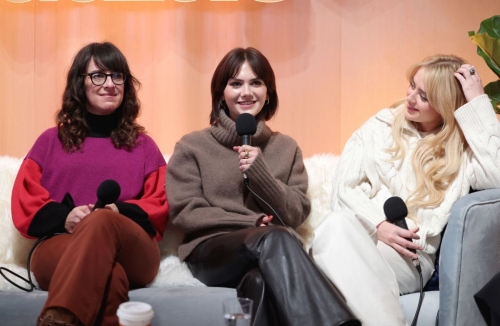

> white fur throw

[{"left": 0, "top": 154, "right": 339, "bottom": 291}]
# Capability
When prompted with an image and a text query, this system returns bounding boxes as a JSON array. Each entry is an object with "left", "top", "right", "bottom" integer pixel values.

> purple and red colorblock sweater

[{"left": 12, "top": 127, "right": 169, "bottom": 241}]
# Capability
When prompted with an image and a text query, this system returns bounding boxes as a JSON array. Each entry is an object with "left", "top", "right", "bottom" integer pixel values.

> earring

[
  {"left": 265, "top": 99, "right": 270, "bottom": 105},
  {"left": 219, "top": 100, "right": 227, "bottom": 110}
]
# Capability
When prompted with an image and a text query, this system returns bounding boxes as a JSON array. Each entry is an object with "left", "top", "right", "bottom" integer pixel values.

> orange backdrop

[{"left": 1, "top": 0, "right": 499, "bottom": 158}]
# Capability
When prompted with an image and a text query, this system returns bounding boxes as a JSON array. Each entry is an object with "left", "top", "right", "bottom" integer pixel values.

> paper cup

[{"left": 117, "top": 302, "right": 154, "bottom": 326}]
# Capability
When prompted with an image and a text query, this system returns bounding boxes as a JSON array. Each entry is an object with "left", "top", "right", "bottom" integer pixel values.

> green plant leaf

[
  {"left": 471, "top": 32, "right": 500, "bottom": 78},
  {"left": 471, "top": 15, "right": 500, "bottom": 78},
  {"left": 476, "top": 15, "right": 500, "bottom": 39},
  {"left": 484, "top": 80, "right": 500, "bottom": 114}
]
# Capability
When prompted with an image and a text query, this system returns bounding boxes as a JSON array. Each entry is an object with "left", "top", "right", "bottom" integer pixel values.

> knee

[
  {"left": 315, "top": 210, "right": 365, "bottom": 236},
  {"left": 239, "top": 268, "right": 265, "bottom": 290},
  {"left": 261, "top": 226, "right": 295, "bottom": 246},
  {"left": 74, "top": 210, "right": 123, "bottom": 234},
  {"left": 313, "top": 210, "right": 373, "bottom": 251},
  {"left": 257, "top": 226, "right": 305, "bottom": 258}
]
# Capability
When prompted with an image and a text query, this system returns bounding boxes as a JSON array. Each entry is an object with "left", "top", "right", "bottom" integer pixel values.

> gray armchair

[
  {"left": 439, "top": 188, "right": 500, "bottom": 326},
  {"left": 400, "top": 189, "right": 500, "bottom": 326}
]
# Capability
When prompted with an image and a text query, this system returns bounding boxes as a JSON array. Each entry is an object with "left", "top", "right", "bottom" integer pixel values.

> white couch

[
  {"left": 1, "top": 154, "right": 497, "bottom": 325},
  {"left": 0, "top": 154, "right": 336, "bottom": 289}
]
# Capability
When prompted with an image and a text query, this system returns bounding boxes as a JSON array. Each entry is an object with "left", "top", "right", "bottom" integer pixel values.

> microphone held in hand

[
  {"left": 383, "top": 199, "right": 423, "bottom": 325},
  {"left": 236, "top": 113, "right": 257, "bottom": 146},
  {"left": 235, "top": 113, "right": 285, "bottom": 227},
  {"left": 92, "top": 179, "right": 121, "bottom": 212},
  {"left": 383, "top": 196, "right": 415, "bottom": 255}
]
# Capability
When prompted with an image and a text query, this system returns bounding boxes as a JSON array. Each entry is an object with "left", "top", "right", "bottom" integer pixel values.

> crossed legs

[{"left": 31, "top": 210, "right": 160, "bottom": 326}]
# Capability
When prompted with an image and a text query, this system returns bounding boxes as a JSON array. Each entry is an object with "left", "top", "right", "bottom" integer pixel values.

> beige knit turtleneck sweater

[{"left": 166, "top": 111, "right": 311, "bottom": 261}]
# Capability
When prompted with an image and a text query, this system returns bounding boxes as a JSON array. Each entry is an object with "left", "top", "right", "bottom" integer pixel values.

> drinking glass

[{"left": 223, "top": 297, "right": 253, "bottom": 326}]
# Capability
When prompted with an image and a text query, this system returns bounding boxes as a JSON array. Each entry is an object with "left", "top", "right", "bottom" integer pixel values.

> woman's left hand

[
  {"left": 233, "top": 145, "right": 260, "bottom": 172},
  {"left": 88, "top": 203, "right": 119, "bottom": 213},
  {"left": 454, "top": 64, "right": 485, "bottom": 102},
  {"left": 105, "top": 203, "right": 119, "bottom": 213}
]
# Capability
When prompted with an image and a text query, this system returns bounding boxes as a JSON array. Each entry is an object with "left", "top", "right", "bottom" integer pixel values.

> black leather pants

[{"left": 186, "top": 226, "right": 360, "bottom": 326}]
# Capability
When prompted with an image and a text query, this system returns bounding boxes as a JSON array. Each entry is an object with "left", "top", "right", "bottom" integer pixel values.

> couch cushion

[
  {"left": 0, "top": 287, "right": 237, "bottom": 326},
  {"left": 399, "top": 291, "right": 439, "bottom": 326}
]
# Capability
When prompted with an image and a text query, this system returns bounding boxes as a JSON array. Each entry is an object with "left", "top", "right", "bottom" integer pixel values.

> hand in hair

[
  {"left": 376, "top": 221, "right": 423, "bottom": 260},
  {"left": 454, "top": 64, "right": 485, "bottom": 103},
  {"left": 65, "top": 205, "right": 91, "bottom": 234}
]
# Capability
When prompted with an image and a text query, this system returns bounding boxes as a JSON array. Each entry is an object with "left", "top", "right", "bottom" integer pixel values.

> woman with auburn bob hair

[
  {"left": 166, "top": 47, "right": 360, "bottom": 326},
  {"left": 312, "top": 55, "right": 500, "bottom": 325},
  {"left": 11, "top": 42, "right": 168, "bottom": 325}
]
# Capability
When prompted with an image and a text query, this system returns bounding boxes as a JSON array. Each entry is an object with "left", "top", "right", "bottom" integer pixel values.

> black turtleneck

[{"left": 85, "top": 108, "right": 120, "bottom": 138}]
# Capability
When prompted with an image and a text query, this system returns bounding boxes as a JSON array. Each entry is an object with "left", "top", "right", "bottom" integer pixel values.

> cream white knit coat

[{"left": 331, "top": 94, "right": 500, "bottom": 254}]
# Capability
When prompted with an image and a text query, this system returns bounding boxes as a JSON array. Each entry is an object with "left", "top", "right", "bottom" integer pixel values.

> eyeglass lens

[{"left": 90, "top": 72, "right": 125, "bottom": 86}]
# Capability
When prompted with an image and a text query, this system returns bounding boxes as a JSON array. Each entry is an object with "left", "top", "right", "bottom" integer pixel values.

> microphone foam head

[
  {"left": 236, "top": 113, "right": 257, "bottom": 136},
  {"left": 96, "top": 179, "right": 121, "bottom": 205},
  {"left": 383, "top": 196, "right": 408, "bottom": 222}
]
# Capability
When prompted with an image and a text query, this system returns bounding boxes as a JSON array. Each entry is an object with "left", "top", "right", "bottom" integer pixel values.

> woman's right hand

[
  {"left": 256, "top": 215, "right": 273, "bottom": 227},
  {"left": 376, "top": 221, "right": 423, "bottom": 260},
  {"left": 233, "top": 145, "right": 260, "bottom": 173},
  {"left": 65, "top": 205, "right": 91, "bottom": 234},
  {"left": 454, "top": 64, "right": 485, "bottom": 102}
]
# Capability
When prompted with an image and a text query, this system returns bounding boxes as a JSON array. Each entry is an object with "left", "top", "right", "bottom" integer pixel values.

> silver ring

[{"left": 469, "top": 68, "right": 476, "bottom": 75}]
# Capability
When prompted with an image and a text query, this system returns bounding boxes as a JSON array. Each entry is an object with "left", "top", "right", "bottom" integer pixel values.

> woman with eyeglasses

[{"left": 11, "top": 42, "right": 168, "bottom": 326}]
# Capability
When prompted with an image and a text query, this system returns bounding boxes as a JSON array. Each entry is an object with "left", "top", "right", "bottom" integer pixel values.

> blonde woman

[{"left": 312, "top": 55, "right": 500, "bottom": 326}]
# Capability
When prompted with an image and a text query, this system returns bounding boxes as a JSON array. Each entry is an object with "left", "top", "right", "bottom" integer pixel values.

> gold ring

[
  {"left": 244, "top": 150, "right": 249, "bottom": 159},
  {"left": 246, "top": 159, "right": 248, "bottom": 164}
]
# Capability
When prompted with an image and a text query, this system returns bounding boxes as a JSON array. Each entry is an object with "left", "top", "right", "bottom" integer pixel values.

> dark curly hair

[
  {"left": 210, "top": 47, "right": 279, "bottom": 125},
  {"left": 56, "top": 42, "right": 144, "bottom": 152}
]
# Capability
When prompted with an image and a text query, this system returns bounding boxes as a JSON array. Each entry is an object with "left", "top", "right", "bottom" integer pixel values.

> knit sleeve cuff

[
  {"left": 115, "top": 202, "right": 157, "bottom": 236},
  {"left": 455, "top": 95, "right": 497, "bottom": 133},
  {"left": 27, "top": 202, "right": 69, "bottom": 238},
  {"left": 244, "top": 152, "right": 284, "bottom": 200}
]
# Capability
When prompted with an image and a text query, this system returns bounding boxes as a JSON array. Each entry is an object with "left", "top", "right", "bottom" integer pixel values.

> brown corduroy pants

[{"left": 31, "top": 210, "right": 160, "bottom": 326}]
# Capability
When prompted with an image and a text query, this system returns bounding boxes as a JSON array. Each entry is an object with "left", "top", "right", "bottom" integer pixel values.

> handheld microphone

[
  {"left": 383, "top": 196, "right": 415, "bottom": 254},
  {"left": 384, "top": 197, "right": 424, "bottom": 326},
  {"left": 236, "top": 113, "right": 257, "bottom": 181},
  {"left": 236, "top": 113, "right": 257, "bottom": 146},
  {"left": 92, "top": 179, "right": 121, "bottom": 212},
  {"left": 383, "top": 196, "right": 421, "bottom": 273},
  {"left": 235, "top": 113, "right": 285, "bottom": 227}
]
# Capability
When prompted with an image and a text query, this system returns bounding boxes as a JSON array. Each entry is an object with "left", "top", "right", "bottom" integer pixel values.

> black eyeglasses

[{"left": 83, "top": 72, "right": 126, "bottom": 86}]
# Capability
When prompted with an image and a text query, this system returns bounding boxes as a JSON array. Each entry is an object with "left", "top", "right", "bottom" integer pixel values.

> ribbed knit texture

[
  {"left": 331, "top": 94, "right": 500, "bottom": 254},
  {"left": 27, "top": 201, "right": 69, "bottom": 237},
  {"left": 26, "top": 128, "right": 162, "bottom": 207},
  {"left": 166, "top": 110, "right": 311, "bottom": 261}
]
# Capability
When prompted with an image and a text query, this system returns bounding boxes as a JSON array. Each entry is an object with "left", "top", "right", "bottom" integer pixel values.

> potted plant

[{"left": 469, "top": 15, "right": 500, "bottom": 113}]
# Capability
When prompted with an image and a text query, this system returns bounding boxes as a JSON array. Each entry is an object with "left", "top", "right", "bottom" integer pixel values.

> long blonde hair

[{"left": 388, "top": 55, "right": 467, "bottom": 216}]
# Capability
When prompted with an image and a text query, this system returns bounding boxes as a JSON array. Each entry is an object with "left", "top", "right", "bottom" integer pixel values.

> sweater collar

[
  {"left": 210, "top": 110, "right": 272, "bottom": 147},
  {"left": 85, "top": 109, "right": 120, "bottom": 138}
]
